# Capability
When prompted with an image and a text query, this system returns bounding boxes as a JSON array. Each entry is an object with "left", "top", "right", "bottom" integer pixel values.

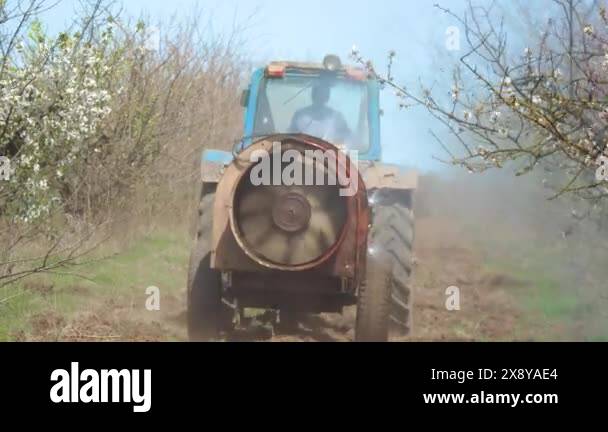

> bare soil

[
  {"left": 269, "top": 216, "right": 538, "bottom": 342},
  {"left": 20, "top": 214, "right": 542, "bottom": 342}
]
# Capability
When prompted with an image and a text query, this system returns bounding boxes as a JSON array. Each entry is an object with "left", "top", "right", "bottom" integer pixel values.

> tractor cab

[{"left": 240, "top": 55, "right": 382, "bottom": 160}]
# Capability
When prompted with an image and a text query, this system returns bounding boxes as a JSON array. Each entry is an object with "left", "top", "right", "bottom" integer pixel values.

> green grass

[
  {"left": 524, "top": 280, "right": 579, "bottom": 320},
  {"left": 80, "top": 233, "right": 189, "bottom": 296},
  {"left": 4, "top": 215, "right": 607, "bottom": 342},
  {"left": 0, "top": 228, "right": 191, "bottom": 341},
  {"left": 478, "top": 234, "right": 608, "bottom": 341},
  {"left": 0, "top": 283, "right": 80, "bottom": 340}
]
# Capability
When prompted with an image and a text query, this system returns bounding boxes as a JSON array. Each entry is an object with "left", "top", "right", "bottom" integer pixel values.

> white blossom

[
  {"left": 553, "top": 68, "right": 563, "bottom": 80},
  {"left": 490, "top": 111, "right": 501, "bottom": 123},
  {"left": 0, "top": 25, "right": 115, "bottom": 223}
]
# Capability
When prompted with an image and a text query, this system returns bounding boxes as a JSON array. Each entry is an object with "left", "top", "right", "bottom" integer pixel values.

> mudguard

[
  {"left": 358, "top": 161, "right": 418, "bottom": 191},
  {"left": 201, "top": 149, "right": 233, "bottom": 183}
]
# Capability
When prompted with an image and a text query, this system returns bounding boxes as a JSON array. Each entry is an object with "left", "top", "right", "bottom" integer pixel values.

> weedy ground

[
  {"left": 2, "top": 171, "right": 607, "bottom": 342},
  {"left": 0, "top": 227, "right": 191, "bottom": 342},
  {"left": 3, "top": 204, "right": 605, "bottom": 342}
]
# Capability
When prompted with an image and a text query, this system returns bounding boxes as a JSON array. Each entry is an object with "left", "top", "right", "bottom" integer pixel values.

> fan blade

[
  {"left": 288, "top": 231, "right": 324, "bottom": 264},
  {"left": 240, "top": 213, "right": 273, "bottom": 248},
  {"left": 237, "top": 186, "right": 275, "bottom": 217},
  {"left": 304, "top": 186, "right": 336, "bottom": 210},
  {"left": 309, "top": 209, "right": 342, "bottom": 245},
  {"left": 255, "top": 230, "right": 290, "bottom": 263}
]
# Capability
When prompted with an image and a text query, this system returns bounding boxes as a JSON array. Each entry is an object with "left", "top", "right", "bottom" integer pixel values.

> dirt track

[
  {"left": 19, "top": 214, "right": 541, "bottom": 342},
  {"left": 22, "top": 216, "right": 532, "bottom": 342},
  {"left": 15, "top": 171, "right": 606, "bottom": 342},
  {"left": 268, "top": 216, "right": 530, "bottom": 342}
]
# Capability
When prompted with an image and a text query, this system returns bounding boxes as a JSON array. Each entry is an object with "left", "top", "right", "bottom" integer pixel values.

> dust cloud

[{"left": 414, "top": 166, "right": 608, "bottom": 341}]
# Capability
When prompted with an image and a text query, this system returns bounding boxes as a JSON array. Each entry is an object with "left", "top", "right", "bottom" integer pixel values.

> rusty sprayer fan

[{"left": 232, "top": 142, "right": 348, "bottom": 268}]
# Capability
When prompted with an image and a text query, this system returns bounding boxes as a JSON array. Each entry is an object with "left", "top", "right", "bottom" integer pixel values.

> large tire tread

[
  {"left": 355, "top": 255, "right": 392, "bottom": 342},
  {"left": 187, "top": 188, "right": 230, "bottom": 341},
  {"left": 368, "top": 200, "right": 415, "bottom": 335}
]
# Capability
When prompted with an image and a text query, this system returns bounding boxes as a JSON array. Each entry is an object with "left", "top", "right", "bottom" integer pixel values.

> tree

[
  {"left": 353, "top": 0, "right": 608, "bottom": 210},
  {"left": 0, "top": 0, "right": 247, "bottom": 289}
]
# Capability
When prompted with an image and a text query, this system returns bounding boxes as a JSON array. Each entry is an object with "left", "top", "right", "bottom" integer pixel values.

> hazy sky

[{"left": 41, "top": 0, "right": 514, "bottom": 171}]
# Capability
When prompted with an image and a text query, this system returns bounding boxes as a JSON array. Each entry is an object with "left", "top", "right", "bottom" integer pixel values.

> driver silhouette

[{"left": 289, "top": 83, "right": 352, "bottom": 144}]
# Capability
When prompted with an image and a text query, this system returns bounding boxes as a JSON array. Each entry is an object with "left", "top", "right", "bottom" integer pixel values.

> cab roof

[{"left": 265, "top": 61, "right": 368, "bottom": 80}]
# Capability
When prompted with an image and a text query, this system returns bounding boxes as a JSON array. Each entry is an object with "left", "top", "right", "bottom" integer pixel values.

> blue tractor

[{"left": 188, "top": 55, "right": 417, "bottom": 341}]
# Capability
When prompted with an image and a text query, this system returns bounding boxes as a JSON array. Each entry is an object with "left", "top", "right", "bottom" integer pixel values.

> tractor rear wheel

[
  {"left": 369, "top": 195, "right": 415, "bottom": 335},
  {"left": 187, "top": 187, "right": 231, "bottom": 341}
]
